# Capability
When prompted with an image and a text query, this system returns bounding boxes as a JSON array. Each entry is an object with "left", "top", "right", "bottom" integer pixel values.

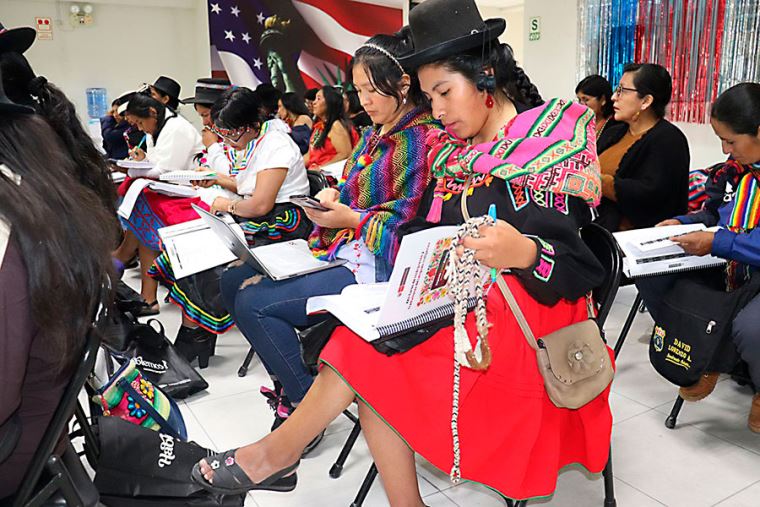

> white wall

[
  {"left": 477, "top": 5, "right": 524, "bottom": 65},
  {"left": 521, "top": 0, "right": 724, "bottom": 170},
  {"left": 3, "top": 0, "right": 210, "bottom": 128}
]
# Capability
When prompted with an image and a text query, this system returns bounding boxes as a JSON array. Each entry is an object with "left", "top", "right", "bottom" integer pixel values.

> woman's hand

[
  {"left": 211, "top": 197, "right": 232, "bottom": 214},
  {"left": 192, "top": 168, "right": 218, "bottom": 188},
  {"left": 671, "top": 231, "right": 714, "bottom": 256},
  {"left": 656, "top": 218, "right": 682, "bottom": 227},
  {"left": 129, "top": 147, "right": 146, "bottom": 161},
  {"left": 303, "top": 199, "right": 360, "bottom": 229},
  {"left": 455, "top": 220, "right": 538, "bottom": 270},
  {"left": 315, "top": 187, "right": 340, "bottom": 203}
]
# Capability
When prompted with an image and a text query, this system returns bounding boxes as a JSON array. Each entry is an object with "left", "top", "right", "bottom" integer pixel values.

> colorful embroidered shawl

[
  {"left": 426, "top": 99, "right": 601, "bottom": 221},
  {"left": 309, "top": 107, "right": 438, "bottom": 261}
]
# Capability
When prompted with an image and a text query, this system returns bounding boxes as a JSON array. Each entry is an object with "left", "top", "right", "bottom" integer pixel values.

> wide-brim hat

[
  {"left": 151, "top": 76, "right": 181, "bottom": 101},
  {"left": 0, "top": 21, "right": 36, "bottom": 55},
  {"left": 181, "top": 78, "right": 231, "bottom": 106},
  {"left": 398, "top": 0, "right": 506, "bottom": 69},
  {"left": 0, "top": 65, "right": 34, "bottom": 115}
]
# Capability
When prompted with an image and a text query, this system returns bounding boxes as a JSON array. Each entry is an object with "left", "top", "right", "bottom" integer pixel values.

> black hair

[
  {"left": 0, "top": 113, "right": 114, "bottom": 373},
  {"left": 425, "top": 42, "right": 543, "bottom": 108},
  {"left": 349, "top": 28, "right": 427, "bottom": 110},
  {"left": 711, "top": 83, "right": 760, "bottom": 136},
  {"left": 575, "top": 74, "right": 614, "bottom": 118},
  {"left": 125, "top": 93, "right": 172, "bottom": 141},
  {"left": 313, "top": 86, "right": 350, "bottom": 149},
  {"left": 0, "top": 52, "right": 118, "bottom": 221},
  {"left": 151, "top": 86, "right": 179, "bottom": 110},
  {"left": 304, "top": 88, "right": 319, "bottom": 101},
  {"left": 255, "top": 82, "right": 282, "bottom": 119},
  {"left": 343, "top": 88, "right": 363, "bottom": 115},
  {"left": 211, "top": 87, "right": 263, "bottom": 130},
  {"left": 623, "top": 63, "right": 672, "bottom": 119},
  {"left": 280, "top": 92, "right": 310, "bottom": 117}
]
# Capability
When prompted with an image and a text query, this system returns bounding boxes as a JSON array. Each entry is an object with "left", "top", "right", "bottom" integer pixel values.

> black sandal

[
  {"left": 133, "top": 300, "right": 160, "bottom": 317},
  {"left": 190, "top": 449, "right": 299, "bottom": 495}
]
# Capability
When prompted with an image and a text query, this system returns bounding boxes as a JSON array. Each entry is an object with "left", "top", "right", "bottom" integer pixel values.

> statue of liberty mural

[{"left": 260, "top": 15, "right": 306, "bottom": 95}]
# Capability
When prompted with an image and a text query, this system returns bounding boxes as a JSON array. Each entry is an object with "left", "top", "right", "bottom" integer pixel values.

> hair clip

[{"left": 0, "top": 163, "right": 22, "bottom": 186}]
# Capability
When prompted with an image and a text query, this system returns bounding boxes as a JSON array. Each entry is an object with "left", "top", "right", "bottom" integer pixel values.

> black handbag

[
  {"left": 94, "top": 417, "right": 244, "bottom": 506},
  {"left": 124, "top": 319, "right": 209, "bottom": 399},
  {"left": 649, "top": 272, "right": 760, "bottom": 386}
]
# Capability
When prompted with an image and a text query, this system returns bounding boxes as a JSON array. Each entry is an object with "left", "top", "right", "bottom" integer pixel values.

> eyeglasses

[
  {"left": 212, "top": 125, "right": 251, "bottom": 143},
  {"left": 613, "top": 85, "right": 638, "bottom": 96}
]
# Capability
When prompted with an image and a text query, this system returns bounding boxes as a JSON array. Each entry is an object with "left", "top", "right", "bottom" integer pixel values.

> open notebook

[
  {"left": 614, "top": 224, "right": 725, "bottom": 278},
  {"left": 157, "top": 218, "right": 239, "bottom": 279},
  {"left": 307, "top": 226, "right": 485, "bottom": 343},
  {"left": 159, "top": 170, "right": 217, "bottom": 183},
  {"left": 192, "top": 205, "right": 345, "bottom": 280}
]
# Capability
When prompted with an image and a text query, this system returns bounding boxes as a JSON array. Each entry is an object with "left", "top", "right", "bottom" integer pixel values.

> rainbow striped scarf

[
  {"left": 309, "top": 107, "right": 438, "bottom": 261},
  {"left": 727, "top": 171, "right": 760, "bottom": 232}
]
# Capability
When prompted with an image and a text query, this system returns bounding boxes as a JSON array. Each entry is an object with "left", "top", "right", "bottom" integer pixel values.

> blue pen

[{"left": 488, "top": 203, "right": 498, "bottom": 282}]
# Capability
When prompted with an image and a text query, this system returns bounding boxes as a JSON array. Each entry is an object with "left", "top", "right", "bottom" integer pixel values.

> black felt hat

[
  {"left": 0, "top": 21, "right": 36, "bottom": 55},
  {"left": 151, "top": 76, "right": 181, "bottom": 102},
  {"left": 181, "top": 78, "right": 231, "bottom": 105},
  {"left": 398, "top": 0, "right": 505, "bottom": 68},
  {"left": 0, "top": 65, "right": 34, "bottom": 115}
]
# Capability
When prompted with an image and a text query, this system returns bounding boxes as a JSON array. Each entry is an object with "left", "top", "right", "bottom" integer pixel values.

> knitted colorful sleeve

[{"left": 309, "top": 109, "right": 437, "bottom": 262}]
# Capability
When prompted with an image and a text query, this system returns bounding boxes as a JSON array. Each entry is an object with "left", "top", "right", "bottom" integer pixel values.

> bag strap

[{"left": 117, "top": 378, "right": 181, "bottom": 439}]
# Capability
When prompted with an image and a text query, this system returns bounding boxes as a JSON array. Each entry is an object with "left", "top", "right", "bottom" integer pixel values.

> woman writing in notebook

[
  {"left": 149, "top": 87, "right": 312, "bottom": 365},
  {"left": 115, "top": 93, "right": 204, "bottom": 315},
  {"left": 303, "top": 85, "right": 356, "bottom": 171},
  {"left": 194, "top": 1, "right": 613, "bottom": 503},
  {"left": 191, "top": 31, "right": 436, "bottom": 492},
  {"left": 637, "top": 83, "right": 760, "bottom": 433}
]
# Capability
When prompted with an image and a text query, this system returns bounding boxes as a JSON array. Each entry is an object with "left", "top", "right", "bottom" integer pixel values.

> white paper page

[
  {"left": 158, "top": 219, "right": 239, "bottom": 279},
  {"left": 116, "top": 159, "right": 154, "bottom": 169},
  {"left": 306, "top": 283, "right": 389, "bottom": 341},
  {"left": 375, "top": 226, "right": 459, "bottom": 327},
  {"left": 117, "top": 178, "right": 153, "bottom": 219},
  {"left": 159, "top": 170, "right": 217, "bottom": 183},
  {"left": 111, "top": 172, "right": 126, "bottom": 184},
  {"left": 251, "top": 239, "right": 335, "bottom": 280},
  {"left": 320, "top": 159, "right": 348, "bottom": 180},
  {"left": 148, "top": 181, "right": 198, "bottom": 198},
  {"left": 630, "top": 223, "right": 707, "bottom": 253}
]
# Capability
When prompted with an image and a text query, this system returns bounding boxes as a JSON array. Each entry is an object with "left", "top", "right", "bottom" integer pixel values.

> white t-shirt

[
  {"left": 134, "top": 112, "right": 204, "bottom": 178},
  {"left": 236, "top": 129, "right": 309, "bottom": 201}
]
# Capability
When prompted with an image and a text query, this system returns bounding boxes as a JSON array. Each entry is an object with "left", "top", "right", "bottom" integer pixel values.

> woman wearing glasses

[
  {"left": 595, "top": 63, "right": 690, "bottom": 232},
  {"left": 149, "top": 87, "right": 312, "bottom": 365}
]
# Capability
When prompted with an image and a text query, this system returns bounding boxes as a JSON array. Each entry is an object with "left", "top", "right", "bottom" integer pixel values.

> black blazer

[{"left": 595, "top": 120, "right": 690, "bottom": 231}]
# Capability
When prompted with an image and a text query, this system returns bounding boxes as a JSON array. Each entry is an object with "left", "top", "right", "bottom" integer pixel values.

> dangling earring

[
  {"left": 633, "top": 110, "right": 641, "bottom": 122},
  {"left": 485, "top": 94, "right": 494, "bottom": 109},
  {"left": 402, "top": 95, "right": 407, "bottom": 105}
]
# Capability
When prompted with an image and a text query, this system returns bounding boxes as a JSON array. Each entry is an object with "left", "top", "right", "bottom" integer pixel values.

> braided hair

[{"left": 433, "top": 43, "right": 543, "bottom": 108}]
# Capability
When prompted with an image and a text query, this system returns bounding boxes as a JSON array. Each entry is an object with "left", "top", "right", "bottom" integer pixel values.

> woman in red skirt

[{"left": 194, "top": 1, "right": 613, "bottom": 502}]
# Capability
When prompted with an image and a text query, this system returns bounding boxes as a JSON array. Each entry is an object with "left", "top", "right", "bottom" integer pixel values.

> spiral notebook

[
  {"left": 306, "top": 226, "right": 485, "bottom": 343},
  {"left": 159, "top": 170, "right": 217, "bottom": 183},
  {"left": 614, "top": 224, "right": 725, "bottom": 279}
]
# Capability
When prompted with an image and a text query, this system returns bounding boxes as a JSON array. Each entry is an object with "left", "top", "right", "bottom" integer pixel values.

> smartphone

[{"left": 289, "top": 194, "right": 330, "bottom": 212}]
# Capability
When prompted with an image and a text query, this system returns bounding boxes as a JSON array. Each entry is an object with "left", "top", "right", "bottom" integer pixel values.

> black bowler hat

[
  {"left": 0, "top": 65, "right": 34, "bottom": 115},
  {"left": 181, "top": 78, "right": 231, "bottom": 106},
  {"left": 0, "top": 21, "right": 36, "bottom": 55},
  {"left": 398, "top": 0, "right": 506, "bottom": 69},
  {"left": 151, "top": 76, "right": 181, "bottom": 102}
]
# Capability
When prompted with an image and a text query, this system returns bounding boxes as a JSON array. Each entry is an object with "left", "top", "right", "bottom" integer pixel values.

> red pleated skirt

[{"left": 319, "top": 275, "right": 614, "bottom": 501}]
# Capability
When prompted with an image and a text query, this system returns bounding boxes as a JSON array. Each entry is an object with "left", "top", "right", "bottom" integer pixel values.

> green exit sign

[{"left": 529, "top": 16, "right": 541, "bottom": 41}]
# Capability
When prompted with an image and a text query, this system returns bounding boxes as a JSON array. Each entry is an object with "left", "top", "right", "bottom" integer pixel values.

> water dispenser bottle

[{"left": 86, "top": 88, "right": 108, "bottom": 118}]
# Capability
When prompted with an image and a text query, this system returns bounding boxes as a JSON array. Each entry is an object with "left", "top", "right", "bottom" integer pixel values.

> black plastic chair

[
  {"left": 343, "top": 223, "right": 623, "bottom": 507},
  {"left": 237, "top": 168, "right": 331, "bottom": 377},
  {"left": 10, "top": 325, "right": 102, "bottom": 507}
]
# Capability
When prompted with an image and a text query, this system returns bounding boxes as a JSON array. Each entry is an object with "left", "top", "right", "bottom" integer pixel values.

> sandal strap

[{"left": 206, "top": 449, "right": 255, "bottom": 489}]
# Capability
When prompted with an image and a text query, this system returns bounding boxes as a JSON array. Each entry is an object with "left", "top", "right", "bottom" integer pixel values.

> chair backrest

[
  {"left": 307, "top": 169, "right": 330, "bottom": 197},
  {"left": 12, "top": 322, "right": 102, "bottom": 506},
  {"left": 580, "top": 223, "right": 623, "bottom": 327}
]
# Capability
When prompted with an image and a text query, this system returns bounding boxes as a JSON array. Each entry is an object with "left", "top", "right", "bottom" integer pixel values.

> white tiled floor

[{"left": 123, "top": 271, "right": 760, "bottom": 506}]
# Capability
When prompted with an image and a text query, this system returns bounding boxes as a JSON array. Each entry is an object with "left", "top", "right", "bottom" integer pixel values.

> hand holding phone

[{"left": 289, "top": 195, "right": 330, "bottom": 212}]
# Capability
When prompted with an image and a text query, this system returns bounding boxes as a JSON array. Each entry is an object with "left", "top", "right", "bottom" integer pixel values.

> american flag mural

[{"left": 207, "top": 0, "right": 405, "bottom": 93}]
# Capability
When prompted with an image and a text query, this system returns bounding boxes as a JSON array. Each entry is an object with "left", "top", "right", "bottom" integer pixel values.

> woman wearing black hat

[
  {"left": 193, "top": 2, "right": 611, "bottom": 503},
  {"left": 0, "top": 69, "right": 113, "bottom": 499},
  {"left": 150, "top": 75, "right": 182, "bottom": 111}
]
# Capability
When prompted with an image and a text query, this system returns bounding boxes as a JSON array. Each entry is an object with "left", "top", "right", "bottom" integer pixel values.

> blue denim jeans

[{"left": 220, "top": 263, "right": 356, "bottom": 402}]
